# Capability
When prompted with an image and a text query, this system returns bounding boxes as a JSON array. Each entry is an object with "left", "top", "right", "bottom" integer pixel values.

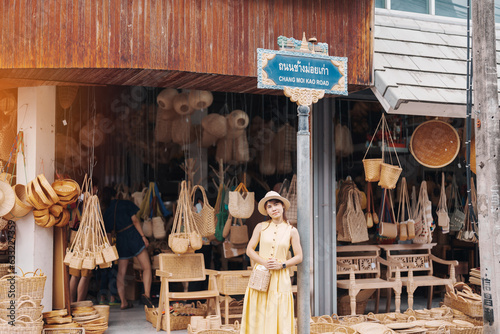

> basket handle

[{"left": 17, "top": 299, "right": 36, "bottom": 308}]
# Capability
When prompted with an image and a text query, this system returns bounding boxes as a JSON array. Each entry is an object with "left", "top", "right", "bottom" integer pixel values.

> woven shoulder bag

[
  {"left": 191, "top": 185, "right": 216, "bottom": 237},
  {"left": 228, "top": 182, "right": 254, "bottom": 219}
]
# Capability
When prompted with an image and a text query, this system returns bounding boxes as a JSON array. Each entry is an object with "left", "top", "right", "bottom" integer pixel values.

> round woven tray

[{"left": 410, "top": 120, "right": 460, "bottom": 168}]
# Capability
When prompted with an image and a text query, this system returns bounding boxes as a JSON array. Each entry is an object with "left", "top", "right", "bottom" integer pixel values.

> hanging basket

[
  {"left": 362, "top": 158, "right": 382, "bottom": 182},
  {"left": 378, "top": 163, "right": 403, "bottom": 190}
]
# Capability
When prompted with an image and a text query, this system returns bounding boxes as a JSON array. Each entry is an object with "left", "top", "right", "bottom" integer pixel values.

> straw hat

[
  {"left": 157, "top": 88, "right": 179, "bottom": 110},
  {"left": 188, "top": 90, "right": 214, "bottom": 110},
  {"left": 0, "top": 180, "right": 15, "bottom": 217},
  {"left": 3, "top": 184, "right": 32, "bottom": 221},
  {"left": 258, "top": 191, "right": 291, "bottom": 216},
  {"left": 173, "top": 92, "right": 195, "bottom": 116}
]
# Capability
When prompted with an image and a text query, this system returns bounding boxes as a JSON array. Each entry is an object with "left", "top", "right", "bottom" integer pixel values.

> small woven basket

[
  {"left": 363, "top": 158, "right": 382, "bottom": 182},
  {"left": 0, "top": 315, "right": 44, "bottom": 334},
  {"left": 247, "top": 266, "right": 270, "bottom": 292},
  {"left": 378, "top": 162, "right": 402, "bottom": 189}
]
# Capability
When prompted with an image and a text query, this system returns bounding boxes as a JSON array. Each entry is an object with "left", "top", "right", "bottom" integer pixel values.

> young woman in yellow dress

[{"left": 240, "top": 191, "right": 303, "bottom": 334}]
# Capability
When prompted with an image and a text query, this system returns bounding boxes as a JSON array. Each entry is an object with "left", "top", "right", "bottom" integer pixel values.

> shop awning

[{"left": 372, "top": 9, "right": 500, "bottom": 118}]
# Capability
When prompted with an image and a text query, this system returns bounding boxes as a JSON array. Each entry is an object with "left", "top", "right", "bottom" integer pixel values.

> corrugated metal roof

[{"left": 373, "top": 9, "right": 500, "bottom": 118}]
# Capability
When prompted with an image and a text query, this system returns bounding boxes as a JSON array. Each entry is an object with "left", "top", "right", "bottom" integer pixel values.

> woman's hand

[
  {"left": 142, "top": 235, "right": 149, "bottom": 247},
  {"left": 265, "top": 258, "right": 282, "bottom": 270}
]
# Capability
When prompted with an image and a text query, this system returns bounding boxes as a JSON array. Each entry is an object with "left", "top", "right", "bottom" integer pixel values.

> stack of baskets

[
  {"left": 42, "top": 301, "right": 109, "bottom": 334},
  {"left": 0, "top": 268, "right": 46, "bottom": 334}
]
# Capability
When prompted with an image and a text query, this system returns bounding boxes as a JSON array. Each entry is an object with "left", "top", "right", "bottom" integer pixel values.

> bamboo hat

[
  {"left": 0, "top": 180, "right": 15, "bottom": 217},
  {"left": 258, "top": 191, "right": 291, "bottom": 216}
]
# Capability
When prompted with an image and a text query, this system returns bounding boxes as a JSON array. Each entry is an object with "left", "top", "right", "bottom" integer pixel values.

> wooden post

[{"left": 472, "top": 0, "right": 500, "bottom": 331}]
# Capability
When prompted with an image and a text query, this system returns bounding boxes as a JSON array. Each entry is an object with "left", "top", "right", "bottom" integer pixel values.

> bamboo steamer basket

[{"left": 410, "top": 120, "right": 460, "bottom": 168}]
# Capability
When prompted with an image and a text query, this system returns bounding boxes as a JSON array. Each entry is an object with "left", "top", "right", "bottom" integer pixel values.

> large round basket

[
  {"left": 378, "top": 163, "right": 402, "bottom": 190},
  {"left": 410, "top": 120, "right": 460, "bottom": 168},
  {"left": 4, "top": 184, "right": 33, "bottom": 221},
  {"left": 362, "top": 159, "right": 382, "bottom": 182}
]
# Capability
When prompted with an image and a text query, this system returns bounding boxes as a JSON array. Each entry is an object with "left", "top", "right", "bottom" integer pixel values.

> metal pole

[
  {"left": 472, "top": 0, "right": 500, "bottom": 332},
  {"left": 297, "top": 104, "right": 311, "bottom": 334}
]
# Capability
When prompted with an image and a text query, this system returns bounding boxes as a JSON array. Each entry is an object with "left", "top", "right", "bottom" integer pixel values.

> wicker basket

[
  {"left": 444, "top": 294, "right": 483, "bottom": 318},
  {"left": 337, "top": 299, "right": 368, "bottom": 316},
  {"left": 42, "top": 329, "right": 85, "bottom": 334},
  {"left": 145, "top": 304, "right": 208, "bottom": 331},
  {"left": 0, "top": 269, "right": 47, "bottom": 302},
  {"left": 188, "top": 321, "right": 240, "bottom": 334},
  {"left": 0, "top": 299, "right": 43, "bottom": 321},
  {"left": 0, "top": 315, "right": 44, "bottom": 334},
  {"left": 378, "top": 162, "right": 402, "bottom": 189},
  {"left": 450, "top": 326, "right": 483, "bottom": 334},
  {"left": 362, "top": 159, "right": 382, "bottom": 182},
  {"left": 410, "top": 120, "right": 460, "bottom": 169}
]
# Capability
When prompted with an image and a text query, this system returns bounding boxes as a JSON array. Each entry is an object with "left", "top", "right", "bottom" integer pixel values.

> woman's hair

[{"left": 101, "top": 186, "right": 116, "bottom": 211}]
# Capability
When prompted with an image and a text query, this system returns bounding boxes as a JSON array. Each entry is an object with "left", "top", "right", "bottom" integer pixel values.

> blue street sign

[{"left": 257, "top": 48, "right": 348, "bottom": 95}]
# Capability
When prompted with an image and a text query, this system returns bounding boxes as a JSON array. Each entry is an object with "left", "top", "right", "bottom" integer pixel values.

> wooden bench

[
  {"left": 337, "top": 245, "right": 403, "bottom": 315},
  {"left": 379, "top": 243, "right": 458, "bottom": 310}
]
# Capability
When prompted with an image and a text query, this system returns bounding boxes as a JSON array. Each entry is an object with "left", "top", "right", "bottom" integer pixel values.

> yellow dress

[{"left": 240, "top": 222, "right": 294, "bottom": 334}]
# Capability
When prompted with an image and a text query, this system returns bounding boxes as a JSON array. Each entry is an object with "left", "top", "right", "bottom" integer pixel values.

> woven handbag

[
  {"left": 248, "top": 265, "right": 271, "bottom": 292},
  {"left": 379, "top": 189, "right": 398, "bottom": 239},
  {"left": 397, "top": 177, "right": 413, "bottom": 241},
  {"left": 229, "top": 218, "right": 248, "bottom": 245},
  {"left": 344, "top": 189, "right": 369, "bottom": 243},
  {"left": 143, "top": 218, "right": 153, "bottom": 238},
  {"left": 228, "top": 183, "right": 254, "bottom": 219},
  {"left": 286, "top": 175, "right": 297, "bottom": 225},
  {"left": 191, "top": 185, "right": 216, "bottom": 237},
  {"left": 449, "top": 184, "right": 465, "bottom": 232}
]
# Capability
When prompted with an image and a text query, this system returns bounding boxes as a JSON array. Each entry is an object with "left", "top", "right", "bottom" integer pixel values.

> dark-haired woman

[{"left": 240, "top": 191, "right": 303, "bottom": 334}]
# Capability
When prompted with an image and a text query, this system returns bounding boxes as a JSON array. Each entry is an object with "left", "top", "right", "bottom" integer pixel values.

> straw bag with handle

[
  {"left": 397, "top": 177, "right": 414, "bottom": 241},
  {"left": 457, "top": 179, "right": 478, "bottom": 243},
  {"left": 414, "top": 181, "right": 432, "bottom": 244},
  {"left": 449, "top": 177, "right": 465, "bottom": 232},
  {"left": 228, "top": 182, "right": 254, "bottom": 219},
  {"left": 342, "top": 189, "right": 369, "bottom": 243},
  {"left": 229, "top": 217, "right": 248, "bottom": 246},
  {"left": 191, "top": 185, "right": 216, "bottom": 237},
  {"left": 378, "top": 115, "right": 403, "bottom": 189},
  {"left": 437, "top": 172, "right": 450, "bottom": 233},
  {"left": 379, "top": 189, "right": 398, "bottom": 239},
  {"left": 168, "top": 181, "right": 203, "bottom": 254}
]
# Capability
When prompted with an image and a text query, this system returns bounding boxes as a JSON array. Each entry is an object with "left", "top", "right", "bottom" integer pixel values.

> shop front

[{"left": 0, "top": 0, "right": 375, "bottom": 332}]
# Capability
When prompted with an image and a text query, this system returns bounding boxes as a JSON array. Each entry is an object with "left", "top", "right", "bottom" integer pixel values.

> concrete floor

[{"left": 105, "top": 291, "right": 439, "bottom": 333}]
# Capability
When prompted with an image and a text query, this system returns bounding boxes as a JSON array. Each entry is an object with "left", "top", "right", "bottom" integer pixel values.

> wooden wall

[{"left": 0, "top": 0, "right": 373, "bottom": 90}]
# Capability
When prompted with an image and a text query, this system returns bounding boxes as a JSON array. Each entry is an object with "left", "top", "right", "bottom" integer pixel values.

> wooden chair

[
  {"left": 156, "top": 253, "right": 221, "bottom": 333},
  {"left": 379, "top": 243, "right": 458, "bottom": 310},
  {"left": 215, "top": 270, "right": 251, "bottom": 324},
  {"left": 337, "top": 245, "right": 403, "bottom": 315}
]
